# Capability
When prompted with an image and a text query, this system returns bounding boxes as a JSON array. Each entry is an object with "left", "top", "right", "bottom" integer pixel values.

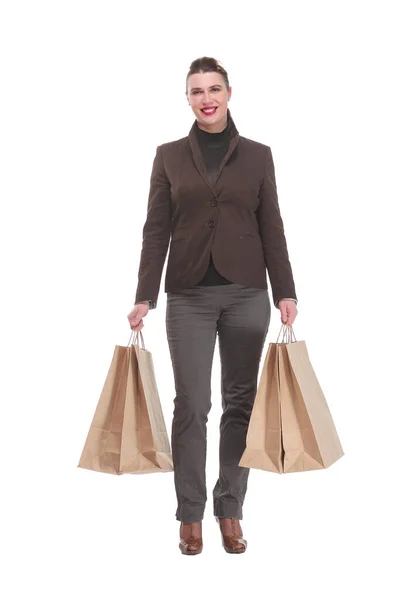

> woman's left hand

[{"left": 278, "top": 299, "right": 298, "bottom": 326}]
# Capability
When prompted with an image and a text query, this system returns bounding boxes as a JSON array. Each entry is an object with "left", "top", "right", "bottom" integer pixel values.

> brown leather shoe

[
  {"left": 179, "top": 521, "right": 203, "bottom": 555},
  {"left": 215, "top": 516, "right": 247, "bottom": 553}
]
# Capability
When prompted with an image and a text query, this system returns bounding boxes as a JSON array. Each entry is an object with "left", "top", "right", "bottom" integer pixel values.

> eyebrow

[{"left": 190, "top": 84, "right": 222, "bottom": 91}]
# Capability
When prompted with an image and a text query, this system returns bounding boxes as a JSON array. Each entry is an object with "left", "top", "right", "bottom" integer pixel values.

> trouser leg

[
  {"left": 213, "top": 284, "right": 271, "bottom": 519},
  {"left": 166, "top": 287, "right": 218, "bottom": 522}
]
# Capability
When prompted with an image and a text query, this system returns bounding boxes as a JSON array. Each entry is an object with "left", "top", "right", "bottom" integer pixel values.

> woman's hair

[{"left": 186, "top": 57, "right": 229, "bottom": 91}]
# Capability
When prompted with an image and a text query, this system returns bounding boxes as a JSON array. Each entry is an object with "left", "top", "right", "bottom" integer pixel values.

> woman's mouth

[{"left": 201, "top": 107, "right": 218, "bottom": 116}]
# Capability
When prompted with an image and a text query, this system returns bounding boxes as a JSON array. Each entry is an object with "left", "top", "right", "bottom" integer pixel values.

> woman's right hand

[{"left": 127, "top": 302, "right": 150, "bottom": 332}]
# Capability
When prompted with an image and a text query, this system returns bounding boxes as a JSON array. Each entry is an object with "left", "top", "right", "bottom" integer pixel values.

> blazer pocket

[{"left": 240, "top": 232, "right": 256, "bottom": 238}]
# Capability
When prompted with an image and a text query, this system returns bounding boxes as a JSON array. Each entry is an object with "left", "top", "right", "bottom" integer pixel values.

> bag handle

[
  {"left": 127, "top": 328, "right": 146, "bottom": 349},
  {"left": 276, "top": 323, "right": 297, "bottom": 344}
]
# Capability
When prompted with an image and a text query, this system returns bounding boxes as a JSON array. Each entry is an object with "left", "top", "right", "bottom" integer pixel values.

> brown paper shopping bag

[
  {"left": 237, "top": 340, "right": 283, "bottom": 473},
  {"left": 239, "top": 324, "right": 344, "bottom": 473},
  {"left": 77, "top": 330, "right": 174, "bottom": 475}
]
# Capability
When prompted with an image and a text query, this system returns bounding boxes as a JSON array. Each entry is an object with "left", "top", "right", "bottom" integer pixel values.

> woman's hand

[
  {"left": 278, "top": 299, "right": 298, "bottom": 326},
  {"left": 127, "top": 302, "right": 150, "bottom": 332}
]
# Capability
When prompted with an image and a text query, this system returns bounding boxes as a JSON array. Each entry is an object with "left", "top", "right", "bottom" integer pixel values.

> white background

[{"left": 1, "top": 0, "right": 399, "bottom": 598}]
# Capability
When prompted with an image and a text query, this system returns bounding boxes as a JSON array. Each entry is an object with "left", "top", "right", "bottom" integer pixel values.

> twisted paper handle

[
  {"left": 127, "top": 328, "right": 146, "bottom": 349},
  {"left": 276, "top": 323, "right": 297, "bottom": 344}
]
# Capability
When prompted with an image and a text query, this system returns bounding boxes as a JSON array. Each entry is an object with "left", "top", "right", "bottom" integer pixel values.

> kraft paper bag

[
  {"left": 77, "top": 330, "right": 174, "bottom": 475},
  {"left": 238, "top": 341, "right": 283, "bottom": 473},
  {"left": 239, "top": 324, "right": 344, "bottom": 473}
]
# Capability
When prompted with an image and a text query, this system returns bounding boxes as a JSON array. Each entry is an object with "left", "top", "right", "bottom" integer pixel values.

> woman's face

[{"left": 186, "top": 71, "right": 232, "bottom": 132}]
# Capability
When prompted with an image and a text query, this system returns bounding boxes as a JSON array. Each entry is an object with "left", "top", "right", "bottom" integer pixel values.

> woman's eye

[{"left": 192, "top": 88, "right": 220, "bottom": 94}]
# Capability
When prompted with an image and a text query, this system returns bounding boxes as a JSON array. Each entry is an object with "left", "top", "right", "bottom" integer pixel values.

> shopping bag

[
  {"left": 238, "top": 324, "right": 344, "bottom": 473},
  {"left": 237, "top": 340, "right": 283, "bottom": 473},
  {"left": 77, "top": 329, "right": 174, "bottom": 475}
]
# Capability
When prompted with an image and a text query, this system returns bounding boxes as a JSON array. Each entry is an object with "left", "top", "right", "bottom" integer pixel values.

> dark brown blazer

[{"left": 134, "top": 108, "right": 297, "bottom": 309}]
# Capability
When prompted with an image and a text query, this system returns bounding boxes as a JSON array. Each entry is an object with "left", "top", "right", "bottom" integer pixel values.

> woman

[{"left": 127, "top": 57, "right": 298, "bottom": 555}]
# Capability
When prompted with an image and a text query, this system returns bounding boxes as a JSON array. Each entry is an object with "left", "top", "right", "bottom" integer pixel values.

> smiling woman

[{"left": 129, "top": 55, "right": 299, "bottom": 556}]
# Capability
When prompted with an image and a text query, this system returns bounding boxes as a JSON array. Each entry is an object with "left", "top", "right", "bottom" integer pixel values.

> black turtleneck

[{"left": 194, "top": 120, "right": 234, "bottom": 287}]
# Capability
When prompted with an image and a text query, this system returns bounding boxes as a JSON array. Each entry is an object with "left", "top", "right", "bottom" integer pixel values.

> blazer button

[
  {"left": 211, "top": 199, "right": 218, "bottom": 207},
  {"left": 208, "top": 220, "right": 216, "bottom": 228}
]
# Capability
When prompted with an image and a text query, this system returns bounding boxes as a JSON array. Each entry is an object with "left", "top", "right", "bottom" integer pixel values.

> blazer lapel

[{"left": 188, "top": 107, "right": 240, "bottom": 198}]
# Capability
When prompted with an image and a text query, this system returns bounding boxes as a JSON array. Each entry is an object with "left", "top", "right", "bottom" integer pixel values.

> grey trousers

[{"left": 166, "top": 282, "right": 271, "bottom": 522}]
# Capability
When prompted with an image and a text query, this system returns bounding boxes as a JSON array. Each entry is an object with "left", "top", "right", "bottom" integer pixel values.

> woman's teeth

[{"left": 202, "top": 107, "right": 217, "bottom": 115}]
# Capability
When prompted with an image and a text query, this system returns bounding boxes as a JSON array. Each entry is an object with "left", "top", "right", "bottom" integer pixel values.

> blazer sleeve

[
  {"left": 256, "top": 146, "right": 298, "bottom": 308},
  {"left": 134, "top": 145, "right": 172, "bottom": 309}
]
